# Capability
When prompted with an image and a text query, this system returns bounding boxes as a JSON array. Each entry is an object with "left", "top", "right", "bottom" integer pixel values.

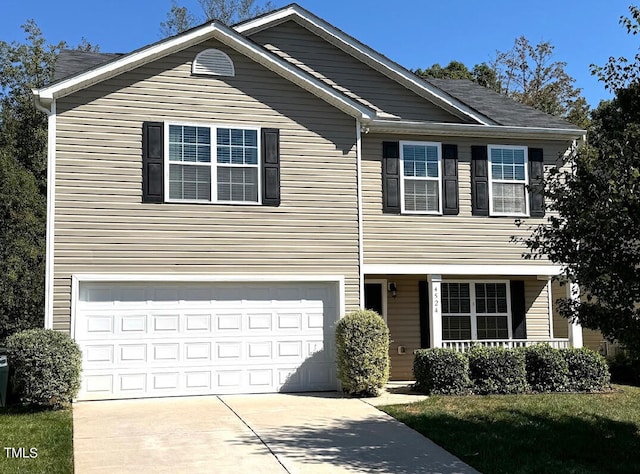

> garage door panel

[{"left": 75, "top": 281, "right": 340, "bottom": 400}]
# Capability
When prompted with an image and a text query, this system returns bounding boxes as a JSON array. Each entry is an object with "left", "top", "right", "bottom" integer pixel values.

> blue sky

[{"left": 2, "top": 0, "right": 638, "bottom": 107}]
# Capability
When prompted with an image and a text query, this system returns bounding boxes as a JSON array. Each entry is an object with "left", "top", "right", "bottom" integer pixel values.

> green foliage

[
  {"left": 608, "top": 351, "right": 640, "bottom": 386},
  {"left": 520, "top": 81, "right": 640, "bottom": 356},
  {"left": 591, "top": 5, "right": 640, "bottom": 92},
  {"left": 160, "top": 1, "right": 198, "bottom": 37},
  {"left": 160, "top": 0, "right": 275, "bottom": 36},
  {"left": 523, "top": 344, "right": 569, "bottom": 392},
  {"left": 335, "top": 310, "right": 389, "bottom": 396},
  {"left": 467, "top": 346, "right": 528, "bottom": 394},
  {"left": 561, "top": 348, "right": 610, "bottom": 392},
  {"left": 6, "top": 329, "right": 81, "bottom": 408},
  {"left": 0, "top": 152, "right": 46, "bottom": 341},
  {"left": 413, "top": 348, "right": 471, "bottom": 395},
  {"left": 0, "top": 20, "right": 65, "bottom": 188}
]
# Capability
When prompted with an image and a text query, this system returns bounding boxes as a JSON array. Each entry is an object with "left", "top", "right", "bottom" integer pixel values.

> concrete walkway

[{"left": 73, "top": 390, "right": 478, "bottom": 474}]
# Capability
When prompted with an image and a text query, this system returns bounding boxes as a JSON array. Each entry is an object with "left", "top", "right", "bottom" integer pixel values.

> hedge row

[{"left": 414, "top": 345, "right": 610, "bottom": 395}]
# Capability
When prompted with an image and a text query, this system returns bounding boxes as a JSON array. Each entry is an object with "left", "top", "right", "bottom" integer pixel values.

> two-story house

[{"left": 33, "top": 4, "right": 592, "bottom": 400}]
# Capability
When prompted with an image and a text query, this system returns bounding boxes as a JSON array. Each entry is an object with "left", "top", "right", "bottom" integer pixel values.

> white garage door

[{"left": 74, "top": 281, "right": 339, "bottom": 400}]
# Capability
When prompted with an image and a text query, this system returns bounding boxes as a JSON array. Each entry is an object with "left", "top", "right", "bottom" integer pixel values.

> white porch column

[
  {"left": 429, "top": 274, "right": 442, "bottom": 348},
  {"left": 567, "top": 282, "right": 583, "bottom": 348}
]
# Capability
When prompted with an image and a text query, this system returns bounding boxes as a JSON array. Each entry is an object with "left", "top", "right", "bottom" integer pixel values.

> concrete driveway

[{"left": 73, "top": 392, "right": 477, "bottom": 474}]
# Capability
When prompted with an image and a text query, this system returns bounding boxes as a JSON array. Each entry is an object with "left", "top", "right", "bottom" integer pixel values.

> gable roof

[
  {"left": 33, "top": 19, "right": 376, "bottom": 121},
  {"left": 35, "top": 4, "right": 584, "bottom": 140},
  {"left": 235, "top": 3, "right": 495, "bottom": 126}
]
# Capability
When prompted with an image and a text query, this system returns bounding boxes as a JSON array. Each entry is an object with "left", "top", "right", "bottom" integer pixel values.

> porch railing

[{"left": 442, "top": 339, "right": 571, "bottom": 352}]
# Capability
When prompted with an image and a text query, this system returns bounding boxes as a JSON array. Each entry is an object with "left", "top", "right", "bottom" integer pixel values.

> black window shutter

[
  {"left": 382, "top": 141, "right": 401, "bottom": 214},
  {"left": 510, "top": 280, "right": 527, "bottom": 339},
  {"left": 142, "top": 122, "right": 164, "bottom": 203},
  {"left": 419, "top": 280, "right": 431, "bottom": 348},
  {"left": 471, "top": 145, "right": 489, "bottom": 216},
  {"left": 442, "top": 144, "right": 459, "bottom": 215},
  {"left": 528, "top": 148, "right": 545, "bottom": 217},
  {"left": 262, "top": 128, "right": 280, "bottom": 206}
]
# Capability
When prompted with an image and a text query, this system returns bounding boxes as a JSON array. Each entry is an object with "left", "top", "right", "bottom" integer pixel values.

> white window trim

[
  {"left": 164, "top": 121, "right": 262, "bottom": 205},
  {"left": 488, "top": 144, "right": 529, "bottom": 217},
  {"left": 441, "top": 280, "right": 513, "bottom": 340},
  {"left": 399, "top": 140, "right": 442, "bottom": 215}
]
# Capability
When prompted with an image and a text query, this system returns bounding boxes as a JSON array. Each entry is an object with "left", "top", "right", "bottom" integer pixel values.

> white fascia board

[
  {"left": 236, "top": 5, "right": 493, "bottom": 126},
  {"left": 367, "top": 119, "right": 585, "bottom": 141},
  {"left": 363, "top": 264, "right": 563, "bottom": 277},
  {"left": 33, "top": 21, "right": 374, "bottom": 121}
]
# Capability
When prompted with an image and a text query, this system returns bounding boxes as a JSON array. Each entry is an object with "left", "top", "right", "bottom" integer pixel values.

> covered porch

[{"left": 363, "top": 270, "right": 584, "bottom": 380}]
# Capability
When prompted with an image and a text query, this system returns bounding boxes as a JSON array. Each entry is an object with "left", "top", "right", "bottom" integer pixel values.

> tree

[
  {"left": 492, "top": 36, "right": 588, "bottom": 128},
  {"left": 414, "top": 37, "right": 589, "bottom": 129},
  {"left": 518, "top": 84, "right": 640, "bottom": 353},
  {"left": 0, "top": 22, "right": 96, "bottom": 340},
  {"left": 0, "top": 150, "right": 46, "bottom": 341},
  {"left": 519, "top": 7, "right": 640, "bottom": 355},
  {"left": 160, "top": 0, "right": 275, "bottom": 37},
  {"left": 0, "top": 20, "right": 66, "bottom": 190},
  {"left": 591, "top": 5, "right": 640, "bottom": 91},
  {"left": 160, "top": 1, "right": 198, "bottom": 37}
]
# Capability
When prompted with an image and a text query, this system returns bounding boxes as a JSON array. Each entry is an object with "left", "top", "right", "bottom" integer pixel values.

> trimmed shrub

[
  {"left": 562, "top": 348, "right": 610, "bottom": 392},
  {"left": 468, "top": 346, "right": 528, "bottom": 395},
  {"left": 413, "top": 348, "right": 472, "bottom": 395},
  {"left": 6, "top": 328, "right": 82, "bottom": 408},
  {"left": 608, "top": 351, "right": 640, "bottom": 386},
  {"left": 335, "top": 309, "right": 389, "bottom": 397},
  {"left": 523, "top": 344, "right": 569, "bottom": 392}
]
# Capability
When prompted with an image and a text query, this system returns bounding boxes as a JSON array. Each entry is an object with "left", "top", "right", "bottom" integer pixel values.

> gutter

[
  {"left": 31, "top": 94, "right": 56, "bottom": 330},
  {"left": 367, "top": 119, "right": 585, "bottom": 141}
]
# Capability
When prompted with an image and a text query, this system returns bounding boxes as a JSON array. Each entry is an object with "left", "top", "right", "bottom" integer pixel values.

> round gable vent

[{"left": 192, "top": 49, "right": 235, "bottom": 77}]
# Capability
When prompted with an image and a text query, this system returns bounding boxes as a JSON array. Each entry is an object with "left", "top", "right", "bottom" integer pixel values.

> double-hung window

[
  {"left": 400, "top": 141, "right": 442, "bottom": 214},
  {"left": 442, "top": 281, "right": 512, "bottom": 340},
  {"left": 167, "top": 124, "right": 260, "bottom": 204},
  {"left": 488, "top": 145, "right": 528, "bottom": 216}
]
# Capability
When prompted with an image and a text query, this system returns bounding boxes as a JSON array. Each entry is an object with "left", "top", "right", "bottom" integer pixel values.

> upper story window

[
  {"left": 400, "top": 141, "right": 442, "bottom": 214},
  {"left": 192, "top": 49, "right": 235, "bottom": 77},
  {"left": 488, "top": 145, "right": 529, "bottom": 216},
  {"left": 166, "top": 124, "right": 260, "bottom": 204}
]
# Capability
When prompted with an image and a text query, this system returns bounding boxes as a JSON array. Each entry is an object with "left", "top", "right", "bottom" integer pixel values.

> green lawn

[
  {"left": 0, "top": 406, "right": 73, "bottom": 474},
  {"left": 382, "top": 385, "right": 640, "bottom": 474}
]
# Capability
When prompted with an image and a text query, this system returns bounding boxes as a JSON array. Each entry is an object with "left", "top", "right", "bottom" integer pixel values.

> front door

[{"left": 364, "top": 281, "right": 386, "bottom": 321}]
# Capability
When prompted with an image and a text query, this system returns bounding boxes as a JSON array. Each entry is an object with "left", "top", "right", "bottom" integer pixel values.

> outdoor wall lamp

[{"left": 388, "top": 282, "right": 397, "bottom": 298}]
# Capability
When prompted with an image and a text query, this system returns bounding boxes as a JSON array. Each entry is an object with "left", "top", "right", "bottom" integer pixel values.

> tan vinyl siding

[
  {"left": 551, "top": 281, "right": 604, "bottom": 351},
  {"left": 375, "top": 275, "right": 551, "bottom": 380},
  {"left": 363, "top": 134, "right": 571, "bottom": 266},
  {"left": 250, "top": 20, "right": 468, "bottom": 123},
  {"left": 52, "top": 40, "right": 360, "bottom": 332},
  {"left": 525, "top": 279, "right": 551, "bottom": 339}
]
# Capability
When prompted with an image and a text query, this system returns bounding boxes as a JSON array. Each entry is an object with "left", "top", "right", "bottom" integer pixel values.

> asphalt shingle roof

[
  {"left": 425, "top": 78, "right": 580, "bottom": 130},
  {"left": 53, "top": 50, "right": 123, "bottom": 82},
  {"left": 52, "top": 50, "right": 580, "bottom": 131}
]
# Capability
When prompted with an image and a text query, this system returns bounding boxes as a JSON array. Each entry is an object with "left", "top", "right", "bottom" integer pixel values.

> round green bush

[
  {"left": 523, "top": 344, "right": 569, "bottom": 392},
  {"left": 413, "top": 348, "right": 471, "bottom": 395},
  {"left": 6, "top": 328, "right": 82, "bottom": 408},
  {"left": 468, "top": 346, "right": 528, "bottom": 395},
  {"left": 562, "top": 347, "right": 610, "bottom": 392},
  {"left": 335, "top": 309, "right": 389, "bottom": 397}
]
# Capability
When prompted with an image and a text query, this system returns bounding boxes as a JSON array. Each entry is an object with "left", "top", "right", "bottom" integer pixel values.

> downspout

[
  {"left": 356, "top": 120, "right": 364, "bottom": 308},
  {"left": 33, "top": 93, "right": 56, "bottom": 330}
]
